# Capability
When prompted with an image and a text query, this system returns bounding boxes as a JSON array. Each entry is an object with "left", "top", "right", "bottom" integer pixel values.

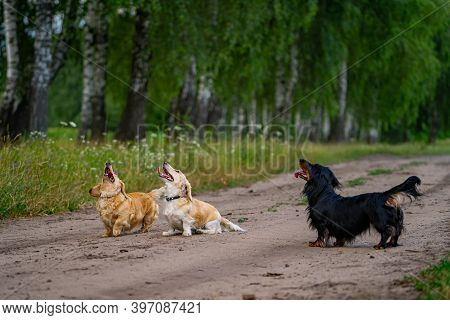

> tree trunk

[
  {"left": 0, "top": 0, "right": 22, "bottom": 139},
  {"left": 238, "top": 106, "right": 245, "bottom": 135},
  {"left": 294, "top": 108, "right": 301, "bottom": 136},
  {"left": 50, "top": 0, "right": 78, "bottom": 83},
  {"left": 309, "top": 105, "right": 322, "bottom": 142},
  {"left": 193, "top": 74, "right": 212, "bottom": 128},
  {"left": 285, "top": 40, "right": 299, "bottom": 125},
  {"left": 428, "top": 70, "right": 446, "bottom": 144},
  {"left": 116, "top": 8, "right": 151, "bottom": 141},
  {"left": 329, "top": 61, "right": 348, "bottom": 142},
  {"left": 29, "top": 0, "right": 53, "bottom": 135},
  {"left": 206, "top": 95, "right": 221, "bottom": 125},
  {"left": 91, "top": 1, "right": 108, "bottom": 141},
  {"left": 78, "top": 0, "right": 96, "bottom": 140},
  {"left": 248, "top": 96, "right": 257, "bottom": 136},
  {"left": 428, "top": 101, "right": 438, "bottom": 144},
  {"left": 274, "top": 59, "right": 286, "bottom": 122},
  {"left": 170, "top": 57, "right": 197, "bottom": 126}
]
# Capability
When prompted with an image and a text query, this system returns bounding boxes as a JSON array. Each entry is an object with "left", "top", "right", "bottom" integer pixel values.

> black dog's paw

[
  {"left": 386, "top": 242, "right": 398, "bottom": 248},
  {"left": 334, "top": 240, "right": 345, "bottom": 247}
]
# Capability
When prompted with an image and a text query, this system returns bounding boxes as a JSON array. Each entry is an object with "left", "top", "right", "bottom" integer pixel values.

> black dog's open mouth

[
  {"left": 104, "top": 166, "right": 115, "bottom": 183},
  {"left": 157, "top": 164, "right": 174, "bottom": 181},
  {"left": 294, "top": 161, "right": 310, "bottom": 181}
]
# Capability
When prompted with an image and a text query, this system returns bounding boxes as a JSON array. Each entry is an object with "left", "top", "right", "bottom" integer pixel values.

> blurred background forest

[{"left": 0, "top": 0, "right": 448, "bottom": 144}]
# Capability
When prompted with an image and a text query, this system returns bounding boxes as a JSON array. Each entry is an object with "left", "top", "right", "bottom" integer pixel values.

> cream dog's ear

[
  {"left": 183, "top": 180, "right": 192, "bottom": 202},
  {"left": 119, "top": 180, "right": 131, "bottom": 199}
]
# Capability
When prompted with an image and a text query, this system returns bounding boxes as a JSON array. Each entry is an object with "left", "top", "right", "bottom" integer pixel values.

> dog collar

[
  {"left": 100, "top": 187, "right": 122, "bottom": 198},
  {"left": 166, "top": 195, "right": 181, "bottom": 202}
]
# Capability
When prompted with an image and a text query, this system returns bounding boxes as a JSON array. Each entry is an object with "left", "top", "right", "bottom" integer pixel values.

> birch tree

[
  {"left": 91, "top": 0, "right": 108, "bottom": 141},
  {"left": 329, "top": 61, "right": 348, "bottom": 142},
  {"left": 78, "top": 0, "right": 96, "bottom": 139},
  {"left": 29, "top": 0, "right": 53, "bottom": 135},
  {"left": 0, "top": 0, "right": 21, "bottom": 139},
  {"left": 116, "top": 7, "right": 151, "bottom": 141}
]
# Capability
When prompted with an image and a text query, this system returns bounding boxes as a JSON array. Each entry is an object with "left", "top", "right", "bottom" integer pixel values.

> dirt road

[{"left": 1, "top": 156, "right": 449, "bottom": 299}]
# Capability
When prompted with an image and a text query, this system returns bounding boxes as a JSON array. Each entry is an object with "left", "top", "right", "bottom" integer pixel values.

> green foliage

[
  {"left": 0, "top": 0, "right": 449, "bottom": 141},
  {"left": 409, "top": 255, "right": 449, "bottom": 299},
  {"left": 345, "top": 177, "right": 368, "bottom": 187}
]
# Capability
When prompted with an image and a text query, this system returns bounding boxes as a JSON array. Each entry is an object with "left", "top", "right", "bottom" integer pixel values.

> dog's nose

[
  {"left": 299, "top": 159, "right": 306, "bottom": 164},
  {"left": 163, "top": 161, "right": 168, "bottom": 165},
  {"left": 89, "top": 188, "right": 92, "bottom": 194},
  {"left": 105, "top": 162, "right": 111, "bottom": 167}
]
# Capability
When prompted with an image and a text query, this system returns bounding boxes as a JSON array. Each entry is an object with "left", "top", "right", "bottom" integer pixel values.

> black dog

[{"left": 295, "top": 159, "right": 422, "bottom": 249}]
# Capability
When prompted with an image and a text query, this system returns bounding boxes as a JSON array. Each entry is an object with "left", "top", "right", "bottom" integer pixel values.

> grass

[
  {"left": 298, "top": 196, "right": 308, "bottom": 206},
  {"left": 345, "top": 177, "right": 368, "bottom": 187},
  {"left": 1, "top": 128, "right": 449, "bottom": 218},
  {"left": 409, "top": 255, "right": 449, "bottom": 299},
  {"left": 368, "top": 167, "right": 394, "bottom": 176}
]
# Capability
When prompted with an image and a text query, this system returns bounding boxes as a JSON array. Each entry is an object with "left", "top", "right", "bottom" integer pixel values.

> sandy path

[{"left": 1, "top": 155, "right": 449, "bottom": 299}]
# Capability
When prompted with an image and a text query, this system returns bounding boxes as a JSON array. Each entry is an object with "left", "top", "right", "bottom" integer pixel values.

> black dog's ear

[{"left": 331, "top": 172, "right": 342, "bottom": 189}]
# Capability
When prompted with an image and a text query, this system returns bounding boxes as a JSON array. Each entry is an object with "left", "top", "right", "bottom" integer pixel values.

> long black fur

[{"left": 299, "top": 159, "right": 422, "bottom": 249}]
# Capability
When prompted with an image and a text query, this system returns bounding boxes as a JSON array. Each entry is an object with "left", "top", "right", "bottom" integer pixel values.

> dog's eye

[{"left": 175, "top": 170, "right": 180, "bottom": 173}]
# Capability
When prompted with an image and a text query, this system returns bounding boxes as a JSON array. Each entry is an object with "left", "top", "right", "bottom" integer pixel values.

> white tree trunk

[
  {"left": 329, "top": 60, "right": 348, "bottom": 142},
  {"left": 193, "top": 74, "right": 212, "bottom": 127},
  {"left": 248, "top": 95, "right": 257, "bottom": 136},
  {"left": 170, "top": 56, "right": 196, "bottom": 126},
  {"left": 238, "top": 106, "right": 245, "bottom": 135},
  {"left": 285, "top": 41, "right": 299, "bottom": 124},
  {"left": 0, "top": 0, "right": 20, "bottom": 137},
  {"left": 338, "top": 60, "right": 348, "bottom": 128},
  {"left": 29, "top": 0, "right": 53, "bottom": 135},
  {"left": 295, "top": 108, "right": 301, "bottom": 134},
  {"left": 79, "top": 1, "right": 96, "bottom": 139},
  {"left": 274, "top": 59, "right": 285, "bottom": 121}
]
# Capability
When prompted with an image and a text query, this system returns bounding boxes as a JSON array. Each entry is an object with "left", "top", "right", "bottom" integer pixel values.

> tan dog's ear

[
  {"left": 183, "top": 180, "right": 192, "bottom": 202},
  {"left": 119, "top": 180, "right": 131, "bottom": 199}
]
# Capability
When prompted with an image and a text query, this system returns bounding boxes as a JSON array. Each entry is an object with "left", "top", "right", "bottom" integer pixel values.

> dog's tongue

[{"left": 294, "top": 169, "right": 303, "bottom": 178}]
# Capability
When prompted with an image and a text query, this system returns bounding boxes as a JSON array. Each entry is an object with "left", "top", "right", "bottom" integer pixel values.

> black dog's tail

[{"left": 383, "top": 176, "right": 422, "bottom": 208}]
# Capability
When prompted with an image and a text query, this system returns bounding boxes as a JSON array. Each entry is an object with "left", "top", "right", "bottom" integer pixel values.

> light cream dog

[
  {"left": 157, "top": 162, "right": 245, "bottom": 236},
  {"left": 89, "top": 163, "right": 163, "bottom": 237}
]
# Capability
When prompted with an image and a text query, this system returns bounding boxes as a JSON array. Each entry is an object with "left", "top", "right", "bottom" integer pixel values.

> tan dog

[
  {"left": 89, "top": 163, "right": 162, "bottom": 237},
  {"left": 157, "top": 162, "right": 245, "bottom": 236}
]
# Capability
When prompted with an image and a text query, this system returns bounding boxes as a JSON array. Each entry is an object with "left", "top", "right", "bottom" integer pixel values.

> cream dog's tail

[
  {"left": 220, "top": 217, "right": 246, "bottom": 232},
  {"left": 148, "top": 187, "right": 165, "bottom": 199}
]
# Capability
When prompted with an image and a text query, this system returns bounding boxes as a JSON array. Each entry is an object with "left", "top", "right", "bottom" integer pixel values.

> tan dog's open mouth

[
  {"left": 104, "top": 163, "right": 115, "bottom": 183},
  {"left": 294, "top": 160, "right": 310, "bottom": 181},
  {"left": 157, "top": 163, "right": 174, "bottom": 181}
]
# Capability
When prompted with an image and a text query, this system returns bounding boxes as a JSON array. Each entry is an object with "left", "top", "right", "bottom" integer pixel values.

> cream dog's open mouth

[
  {"left": 157, "top": 163, "right": 174, "bottom": 182},
  {"left": 104, "top": 164, "right": 115, "bottom": 183}
]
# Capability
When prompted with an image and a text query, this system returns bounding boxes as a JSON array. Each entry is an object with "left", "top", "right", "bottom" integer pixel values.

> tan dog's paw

[
  {"left": 182, "top": 231, "right": 192, "bottom": 237},
  {"left": 101, "top": 232, "right": 112, "bottom": 238}
]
